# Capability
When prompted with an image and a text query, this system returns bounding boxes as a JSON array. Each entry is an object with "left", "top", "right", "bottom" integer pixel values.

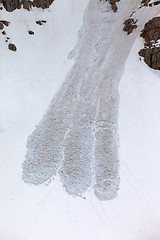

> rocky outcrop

[
  {"left": 123, "top": 18, "right": 138, "bottom": 35},
  {"left": 139, "top": 17, "right": 160, "bottom": 70},
  {"left": 109, "top": 0, "right": 120, "bottom": 12},
  {"left": 100, "top": 0, "right": 120, "bottom": 12},
  {"left": 0, "top": 0, "right": 54, "bottom": 12},
  {"left": 0, "top": 22, "right": 4, "bottom": 30},
  {"left": 140, "top": 0, "right": 160, "bottom": 7}
]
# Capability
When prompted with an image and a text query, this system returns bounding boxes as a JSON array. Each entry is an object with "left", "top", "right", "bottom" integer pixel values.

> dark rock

[
  {"left": 0, "top": 20, "right": 10, "bottom": 26},
  {"left": 33, "top": 0, "right": 53, "bottom": 9},
  {"left": 0, "top": 22, "right": 4, "bottom": 30},
  {"left": 139, "top": 47, "right": 160, "bottom": 70},
  {"left": 36, "top": 20, "right": 46, "bottom": 25},
  {"left": 138, "top": 17, "right": 160, "bottom": 70},
  {"left": 28, "top": 30, "right": 34, "bottom": 35},
  {"left": 140, "top": 0, "right": 160, "bottom": 7},
  {"left": 140, "top": 17, "right": 160, "bottom": 46},
  {"left": 22, "top": 0, "right": 32, "bottom": 10},
  {"left": 100, "top": 0, "right": 120, "bottom": 12},
  {"left": 141, "top": 0, "right": 151, "bottom": 6},
  {"left": 0, "top": 0, "right": 54, "bottom": 12},
  {"left": 2, "top": 30, "right": 6, "bottom": 35},
  {"left": 123, "top": 18, "right": 138, "bottom": 35},
  {"left": 36, "top": 20, "right": 42, "bottom": 25},
  {"left": 8, "top": 43, "right": 17, "bottom": 51},
  {"left": 111, "top": 3, "right": 117, "bottom": 12}
]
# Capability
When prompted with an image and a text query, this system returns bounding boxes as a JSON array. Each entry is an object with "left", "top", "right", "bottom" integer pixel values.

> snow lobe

[{"left": 23, "top": 0, "right": 160, "bottom": 200}]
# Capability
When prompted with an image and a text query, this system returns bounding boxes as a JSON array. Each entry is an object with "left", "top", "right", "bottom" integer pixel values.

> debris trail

[{"left": 22, "top": 0, "right": 160, "bottom": 200}]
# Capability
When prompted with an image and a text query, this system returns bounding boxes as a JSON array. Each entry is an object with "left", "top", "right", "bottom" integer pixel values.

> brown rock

[
  {"left": 139, "top": 47, "right": 160, "bottom": 70},
  {"left": 36, "top": 20, "right": 46, "bottom": 25},
  {"left": 2, "top": 30, "right": 6, "bottom": 35},
  {"left": 0, "top": 22, "right": 4, "bottom": 30},
  {"left": 111, "top": 3, "right": 117, "bottom": 12},
  {"left": 0, "top": 20, "right": 10, "bottom": 26},
  {"left": 123, "top": 18, "right": 138, "bottom": 35},
  {"left": 36, "top": 20, "right": 42, "bottom": 25},
  {"left": 8, "top": 43, "right": 17, "bottom": 51},
  {"left": 100, "top": 0, "right": 120, "bottom": 12},
  {"left": 138, "top": 17, "right": 160, "bottom": 70},
  {"left": 28, "top": 30, "right": 34, "bottom": 35},
  {"left": 22, "top": 0, "right": 31, "bottom": 10},
  {"left": 0, "top": 0, "right": 54, "bottom": 12}
]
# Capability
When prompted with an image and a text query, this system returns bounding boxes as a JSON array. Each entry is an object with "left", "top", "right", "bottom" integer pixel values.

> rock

[
  {"left": 22, "top": 0, "right": 32, "bottom": 10},
  {"left": 111, "top": 3, "right": 117, "bottom": 12},
  {"left": 0, "top": 22, "right": 4, "bottom": 30},
  {"left": 2, "top": 30, "right": 6, "bottom": 35},
  {"left": 33, "top": 0, "right": 54, "bottom": 9},
  {"left": 8, "top": 43, "right": 17, "bottom": 51},
  {"left": 139, "top": 47, "right": 160, "bottom": 70},
  {"left": 109, "top": 0, "right": 120, "bottom": 12},
  {"left": 123, "top": 18, "right": 138, "bottom": 35},
  {"left": 36, "top": 20, "right": 46, "bottom": 25},
  {"left": 0, "top": 20, "right": 10, "bottom": 26},
  {"left": 0, "top": 0, "right": 54, "bottom": 12},
  {"left": 100, "top": 0, "right": 120, "bottom": 12},
  {"left": 36, "top": 20, "right": 42, "bottom": 25},
  {"left": 140, "top": 0, "right": 160, "bottom": 8},
  {"left": 138, "top": 17, "right": 160, "bottom": 70},
  {"left": 140, "top": 17, "right": 160, "bottom": 46},
  {"left": 28, "top": 30, "right": 34, "bottom": 35}
]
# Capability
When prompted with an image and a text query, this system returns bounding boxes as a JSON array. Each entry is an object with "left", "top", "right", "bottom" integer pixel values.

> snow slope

[{"left": 0, "top": 0, "right": 160, "bottom": 239}]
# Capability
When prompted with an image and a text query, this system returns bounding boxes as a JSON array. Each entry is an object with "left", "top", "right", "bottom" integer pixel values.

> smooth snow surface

[{"left": 0, "top": 0, "right": 160, "bottom": 239}]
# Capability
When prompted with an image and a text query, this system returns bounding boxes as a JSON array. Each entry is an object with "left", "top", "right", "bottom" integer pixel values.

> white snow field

[{"left": 0, "top": 0, "right": 160, "bottom": 239}]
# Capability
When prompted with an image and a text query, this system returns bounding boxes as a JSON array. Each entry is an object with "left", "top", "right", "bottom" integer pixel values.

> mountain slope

[{"left": 0, "top": 0, "right": 160, "bottom": 239}]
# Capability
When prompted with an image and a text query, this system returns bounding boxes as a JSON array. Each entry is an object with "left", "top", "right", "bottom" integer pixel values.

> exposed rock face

[
  {"left": 0, "top": 20, "right": 10, "bottom": 26},
  {"left": 139, "top": 17, "right": 160, "bottom": 70},
  {"left": 0, "top": 22, "right": 4, "bottom": 30},
  {"left": 109, "top": 0, "right": 120, "bottom": 12},
  {"left": 123, "top": 18, "right": 138, "bottom": 35},
  {"left": 0, "top": 0, "right": 54, "bottom": 12},
  {"left": 100, "top": 0, "right": 120, "bottom": 12},
  {"left": 141, "top": 0, "right": 160, "bottom": 7}
]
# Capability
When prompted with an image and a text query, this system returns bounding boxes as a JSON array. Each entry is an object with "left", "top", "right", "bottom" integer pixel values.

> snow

[
  {"left": 118, "top": 35, "right": 160, "bottom": 239},
  {"left": 0, "top": 0, "right": 160, "bottom": 240}
]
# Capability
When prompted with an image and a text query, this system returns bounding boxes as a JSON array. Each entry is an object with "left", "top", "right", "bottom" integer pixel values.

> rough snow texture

[{"left": 23, "top": 0, "right": 160, "bottom": 200}]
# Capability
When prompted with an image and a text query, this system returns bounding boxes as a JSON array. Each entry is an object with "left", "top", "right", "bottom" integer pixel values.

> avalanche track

[{"left": 23, "top": 0, "right": 160, "bottom": 200}]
